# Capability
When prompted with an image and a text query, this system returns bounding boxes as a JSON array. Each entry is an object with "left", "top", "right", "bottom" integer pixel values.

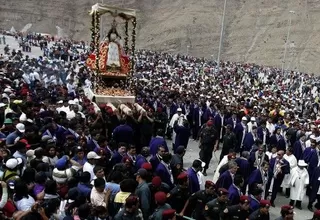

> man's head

[
  {"left": 251, "top": 188, "right": 263, "bottom": 200},
  {"left": 252, "top": 126, "right": 257, "bottom": 134},
  {"left": 241, "top": 116, "right": 248, "bottom": 124},
  {"left": 225, "top": 124, "right": 232, "bottom": 133},
  {"left": 135, "top": 168, "right": 148, "bottom": 183},
  {"left": 93, "top": 165, "right": 105, "bottom": 179},
  {"left": 261, "top": 161, "right": 269, "bottom": 172},
  {"left": 128, "top": 145, "right": 136, "bottom": 156},
  {"left": 204, "top": 180, "right": 215, "bottom": 195},
  {"left": 125, "top": 196, "right": 139, "bottom": 212},
  {"left": 280, "top": 205, "right": 294, "bottom": 220},
  {"left": 228, "top": 161, "right": 238, "bottom": 174},
  {"left": 162, "top": 152, "right": 172, "bottom": 164},
  {"left": 16, "top": 123, "right": 25, "bottom": 134},
  {"left": 87, "top": 151, "right": 101, "bottom": 165},
  {"left": 118, "top": 143, "right": 127, "bottom": 155},
  {"left": 239, "top": 195, "right": 250, "bottom": 211},
  {"left": 94, "top": 177, "right": 106, "bottom": 193},
  {"left": 192, "top": 159, "right": 203, "bottom": 172},
  {"left": 154, "top": 191, "right": 167, "bottom": 206},
  {"left": 234, "top": 175, "right": 244, "bottom": 187},
  {"left": 157, "top": 146, "right": 167, "bottom": 157},
  {"left": 277, "top": 150, "right": 285, "bottom": 160},
  {"left": 175, "top": 145, "right": 186, "bottom": 156},
  {"left": 286, "top": 147, "right": 293, "bottom": 156},
  {"left": 177, "top": 108, "right": 182, "bottom": 116},
  {"left": 216, "top": 188, "right": 229, "bottom": 203},
  {"left": 176, "top": 172, "right": 188, "bottom": 187},
  {"left": 260, "top": 200, "right": 271, "bottom": 215}
]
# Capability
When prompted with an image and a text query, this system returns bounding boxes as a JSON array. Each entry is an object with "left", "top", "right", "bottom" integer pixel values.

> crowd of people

[{"left": 0, "top": 32, "right": 320, "bottom": 220}]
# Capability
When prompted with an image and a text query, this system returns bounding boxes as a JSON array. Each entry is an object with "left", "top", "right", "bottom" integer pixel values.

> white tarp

[
  {"left": 21, "top": 23, "right": 32, "bottom": 33},
  {"left": 90, "top": 3, "right": 136, "bottom": 20}
]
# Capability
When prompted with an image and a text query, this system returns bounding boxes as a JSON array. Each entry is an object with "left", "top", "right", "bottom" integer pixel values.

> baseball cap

[
  {"left": 19, "top": 139, "right": 31, "bottom": 149},
  {"left": 87, "top": 151, "right": 101, "bottom": 159},
  {"left": 135, "top": 168, "right": 148, "bottom": 179},
  {"left": 4, "top": 118, "right": 12, "bottom": 124},
  {"left": 16, "top": 123, "right": 25, "bottom": 133},
  {"left": 5, "top": 158, "right": 23, "bottom": 169},
  {"left": 55, "top": 155, "right": 69, "bottom": 170},
  {"left": 177, "top": 108, "right": 182, "bottom": 112}
]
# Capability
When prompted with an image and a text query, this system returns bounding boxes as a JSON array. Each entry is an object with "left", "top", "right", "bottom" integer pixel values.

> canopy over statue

[{"left": 86, "top": 4, "right": 137, "bottom": 79}]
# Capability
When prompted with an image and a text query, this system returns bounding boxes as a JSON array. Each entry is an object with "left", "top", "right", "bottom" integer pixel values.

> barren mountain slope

[{"left": 1, "top": 0, "right": 320, "bottom": 73}]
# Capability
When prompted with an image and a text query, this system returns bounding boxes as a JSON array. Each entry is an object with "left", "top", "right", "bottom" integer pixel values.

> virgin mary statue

[{"left": 86, "top": 22, "right": 130, "bottom": 77}]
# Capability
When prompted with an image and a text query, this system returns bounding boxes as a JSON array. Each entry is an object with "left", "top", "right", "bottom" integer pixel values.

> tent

[{"left": 9, "top": 27, "right": 16, "bottom": 33}]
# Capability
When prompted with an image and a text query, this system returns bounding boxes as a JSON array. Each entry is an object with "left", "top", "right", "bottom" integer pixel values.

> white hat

[
  {"left": 26, "top": 149, "right": 35, "bottom": 158},
  {"left": 241, "top": 116, "right": 248, "bottom": 121},
  {"left": 26, "top": 119, "right": 33, "bottom": 123},
  {"left": 0, "top": 103, "right": 6, "bottom": 108},
  {"left": 87, "top": 151, "right": 101, "bottom": 160},
  {"left": 177, "top": 108, "right": 182, "bottom": 112},
  {"left": 16, "top": 123, "right": 25, "bottom": 133},
  {"left": 298, "top": 160, "right": 308, "bottom": 167},
  {"left": 57, "top": 100, "right": 63, "bottom": 104},
  {"left": 250, "top": 117, "right": 256, "bottom": 121},
  {"left": 3, "top": 88, "right": 12, "bottom": 93},
  {"left": 68, "top": 100, "right": 75, "bottom": 105},
  {"left": 5, "top": 158, "right": 23, "bottom": 169}
]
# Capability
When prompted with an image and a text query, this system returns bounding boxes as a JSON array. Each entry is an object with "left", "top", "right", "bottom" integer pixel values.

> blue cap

[{"left": 55, "top": 156, "right": 68, "bottom": 170}]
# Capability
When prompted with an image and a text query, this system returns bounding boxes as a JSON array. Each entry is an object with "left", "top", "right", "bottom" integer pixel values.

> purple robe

[
  {"left": 216, "top": 170, "right": 233, "bottom": 190},
  {"left": 149, "top": 137, "right": 168, "bottom": 156},
  {"left": 187, "top": 167, "right": 200, "bottom": 194},
  {"left": 228, "top": 184, "right": 241, "bottom": 205}
]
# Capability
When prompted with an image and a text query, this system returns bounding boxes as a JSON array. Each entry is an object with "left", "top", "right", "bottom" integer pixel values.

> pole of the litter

[{"left": 176, "top": 214, "right": 195, "bottom": 220}]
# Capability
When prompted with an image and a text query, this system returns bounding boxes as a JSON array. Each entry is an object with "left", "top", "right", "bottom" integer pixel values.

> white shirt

[
  {"left": 67, "top": 82, "right": 76, "bottom": 94},
  {"left": 14, "top": 195, "right": 35, "bottom": 211},
  {"left": 83, "top": 162, "right": 95, "bottom": 181}
]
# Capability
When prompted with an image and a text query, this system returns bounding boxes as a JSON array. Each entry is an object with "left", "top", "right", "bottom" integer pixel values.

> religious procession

[{"left": 0, "top": 2, "right": 319, "bottom": 220}]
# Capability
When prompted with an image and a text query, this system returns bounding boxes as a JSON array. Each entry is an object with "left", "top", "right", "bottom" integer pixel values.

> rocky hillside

[{"left": 1, "top": 0, "right": 320, "bottom": 73}]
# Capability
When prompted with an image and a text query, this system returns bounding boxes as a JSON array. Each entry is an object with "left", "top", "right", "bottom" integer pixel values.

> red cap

[
  {"left": 227, "top": 153, "right": 236, "bottom": 160},
  {"left": 152, "top": 176, "right": 162, "bottom": 187},
  {"left": 19, "top": 139, "right": 31, "bottom": 149},
  {"left": 205, "top": 180, "right": 215, "bottom": 188},
  {"left": 122, "top": 156, "right": 133, "bottom": 164},
  {"left": 260, "top": 200, "right": 271, "bottom": 208},
  {"left": 154, "top": 191, "right": 167, "bottom": 204},
  {"left": 162, "top": 209, "right": 176, "bottom": 219},
  {"left": 99, "top": 104, "right": 106, "bottom": 109},
  {"left": 125, "top": 196, "right": 139, "bottom": 208},
  {"left": 314, "top": 210, "right": 320, "bottom": 217},
  {"left": 217, "top": 188, "right": 229, "bottom": 196},
  {"left": 281, "top": 205, "right": 294, "bottom": 214},
  {"left": 207, "top": 120, "right": 214, "bottom": 126},
  {"left": 141, "top": 162, "right": 152, "bottom": 171},
  {"left": 240, "top": 195, "right": 249, "bottom": 203},
  {"left": 177, "top": 172, "right": 188, "bottom": 181},
  {"left": 106, "top": 108, "right": 113, "bottom": 115}
]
